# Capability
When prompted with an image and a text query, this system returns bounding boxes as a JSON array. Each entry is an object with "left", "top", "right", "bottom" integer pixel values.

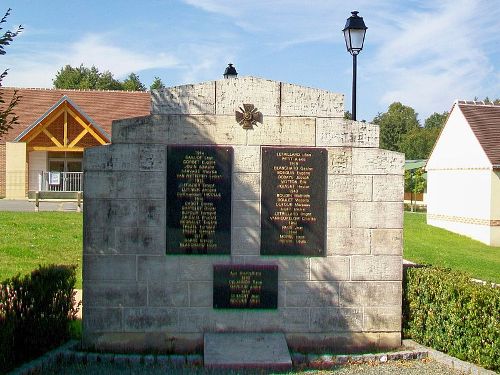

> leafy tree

[
  {"left": 53, "top": 64, "right": 122, "bottom": 90},
  {"left": 122, "top": 72, "right": 146, "bottom": 91},
  {"left": 150, "top": 76, "right": 165, "bottom": 90},
  {"left": 0, "top": 8, "right": 22, "bottom": 139},
  {"left": 405, "top": 167, "right": 426, "bottom": 211},
  {"left": 424, "top": 111, "right": 448, "bottom": 129},
  {"left": 373, "top": 102, "right": 420, "bottom": 152},
  {"left": 344, "top": 111, "right": 352, "bottom": 120}
]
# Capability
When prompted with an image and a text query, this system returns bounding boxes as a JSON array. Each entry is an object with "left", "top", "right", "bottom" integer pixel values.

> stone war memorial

[{"left": 83, "top": 76, "right": 404, "bottom": 359}]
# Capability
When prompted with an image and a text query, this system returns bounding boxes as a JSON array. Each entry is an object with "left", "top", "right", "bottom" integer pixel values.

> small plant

[
  {"left": 403, "top": 266, "right": 499, "bottom": 371},
  {"left": 0, "top": 264, "right": 78, "bottom": 373}
]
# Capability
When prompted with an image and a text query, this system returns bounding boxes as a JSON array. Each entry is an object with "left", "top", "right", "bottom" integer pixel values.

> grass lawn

[
  {"left": 0, "top": 212, "right": 82, "bottom": 288},
  {"left": 404, "top": 212, "right": 500, "bottom": 283}
]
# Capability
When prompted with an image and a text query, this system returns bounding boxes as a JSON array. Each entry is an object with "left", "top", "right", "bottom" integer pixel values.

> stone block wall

[{"left": 83, "top": 77, "right": 404, "bottom": 353}]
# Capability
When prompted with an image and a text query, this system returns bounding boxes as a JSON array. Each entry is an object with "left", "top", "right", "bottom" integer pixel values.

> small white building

[{"left": 426, "top": 101, "right": 500, "bottom": 246}]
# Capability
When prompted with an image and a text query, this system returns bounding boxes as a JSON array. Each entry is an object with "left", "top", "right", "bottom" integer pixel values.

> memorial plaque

[
  {"left": 167, "top": 146, "right": 232, "bottom": 254},
  {"left": 213, "top": 264, "right": 278, "bottom": 309},
  {"left": 261, "top": 147, "right": 327, "bottom": 256}
]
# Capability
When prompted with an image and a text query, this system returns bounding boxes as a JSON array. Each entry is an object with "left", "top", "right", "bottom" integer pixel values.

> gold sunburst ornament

[{"left": 235, "top": 104, "right": 263, "bottom": 130}]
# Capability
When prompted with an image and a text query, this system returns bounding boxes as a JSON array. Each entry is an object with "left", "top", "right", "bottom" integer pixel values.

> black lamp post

[
  {"left": 223, "top": 63, "right": 238, "bottom": 79},
  {"left": 343, "top": 11, "right": 367, "bottom": 121}
]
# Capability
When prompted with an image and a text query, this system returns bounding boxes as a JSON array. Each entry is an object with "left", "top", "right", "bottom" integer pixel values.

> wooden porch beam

[
  {"left": 42, "top": 128, "right": 64, "bottom": 148},
  {"left": 24, "top": 108, "right": 65, "bottom": 143},
  {"left": 66, "top": 107, "right": 108, "bottom": 145},
  {"left": 68, "top": 129, "right": 88, "bottom": 148},
  {"left": 28, "top": 146, "right": 85, "bottom": 152}
]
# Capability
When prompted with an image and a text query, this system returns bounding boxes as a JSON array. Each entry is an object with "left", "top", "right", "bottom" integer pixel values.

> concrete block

[
  {"left": 327, "top": 201, "right": 351, "bottom": 228},
  {"left": 352, "top": 148, "right": 404, "bottom": 175},
  {"left": 372, "top": 175, "right": 404, "bottom": 202},
  {"left": 112, "top": 115, "right": 172, "bottom": 144},
  {"left": 137, "top": 256, "right": 179, "bottom": 282},
  {"left": 328, "top": 175, "right": 372, "bottom": 201},
  {"left": 85, "top": 282, "right": 147, "bottom": 307},
  {"left": 83, "top": 227, "right": 115, "bottom": 254},
  {"left": 215, "top": 77, "right": 281, "bottom": 116},
  {"left": 327, "top": 228, "right": 370, "bottom": 255},
  {"left": 351, "top": 202, "right": 403, "bottom": 229},
  {"left": 317, "top": 119, "right": 379, "bottom": 147},
  {"left": 363, "top": 306, "right": 402, "bottom": 331},
  {"left": 115, "top": 227, "right": 165, "bottom": 255},
  {"left": 280, "top": 308, "right": 310, "bottom": 331},
  {"left": 114, "top": 171, "right": 165, "bottom": 199},
  {"left": 83, "top": 171, "right": 114, "bottom": 199},
  {"left": 178, "top": 257, "right": 229, "bottom": 281},
  {"left": 371, "top": 229, "right": 403, "bottom": 255},
  {"left": 339, "top": 282, "right": 402, "bottom": 307},
  {"left": 231, "top": 226, "right": 260, "bottom": 256},
  {"left": 204, "top": 332, "right": 292, "bottom": 369},
  {"left": 327, "top": 147, "right": 352, "bottom": 175},
  {"left": 233, "top": 146, "right": 261, "bottom": 173},
  {"left": 277, "top": 258, "right": 310, "bottom": 281},
  {"left": 84, "top": 144, "right": 140, "bottom": 172},
  {"left": 351, "top": 256, "right": 402, "bottom": 281},
  {"left": 84, "top": 255, "right": 136, "bottom": 281},
  {"left": 310, "top": 307, "right": 363, "bottom": 332},
  {"left": 310, "top": 257, "right": 349, "bottom": 281},
  {"left": 232, "top": 200, "right": 260, "bottom": 227},
  {"left": 123, "top": 308, "right": 178, "bottom": 331},
  {"left": 148, "top": 281, "right": 189, "bottom": 307},
  {"left": 285, "top": 281, "right": 339, "bottom": 307},
  {"left": 233, "top": 173, "right": 260, "bottom": 200},
  {"left": 152, "top": 81, "right": 215, "bottom": 115},
  {"left": 139, "top": 144, "right": 166, "bottom": 171},
  {"left": 84, "top": 308, "right": 122, "bottom": 332},
  {"left": 189, "top": 281, "right": 212, "bottom": 307},
  {"left": 247, "top": 117, "right": 316, "bottom": 146},
  {"left": 137, "top": 199, "right": 165, "bottom": 227},
  {"left": 84, "top": 199, "right": 138, "bottom": 228},
  {"left": 280, "top": 83, "right": 343, "bottom": 117}
]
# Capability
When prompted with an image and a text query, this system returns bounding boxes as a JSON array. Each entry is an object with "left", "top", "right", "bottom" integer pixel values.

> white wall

[
  {"left": 491, "top": 171, "right": 500, "bottom": 246},
  {"left": 28, "top": 151, "right": 47, "bottom": 191},
  {"left": 427, "top": 105, "right": 491, "bottom": 170}
]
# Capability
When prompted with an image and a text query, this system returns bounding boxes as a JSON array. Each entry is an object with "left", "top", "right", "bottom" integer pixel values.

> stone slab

[{"left": 204, "top": 332, "right": 292, "bottom": 369}]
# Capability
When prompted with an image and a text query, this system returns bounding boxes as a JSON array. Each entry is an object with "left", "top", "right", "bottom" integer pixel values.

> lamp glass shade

[{"left": 344, "top": 28, "right": 366, "bottom": 54}]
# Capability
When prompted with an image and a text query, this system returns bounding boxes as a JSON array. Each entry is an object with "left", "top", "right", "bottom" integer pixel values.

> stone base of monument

[{"left": 204, "top": 332, "right": 292, "bottom": 369}]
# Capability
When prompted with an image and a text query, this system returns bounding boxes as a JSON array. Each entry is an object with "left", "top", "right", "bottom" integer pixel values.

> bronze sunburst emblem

[{"left": 235, "top": 104, "right": 263, "bottom": 130}]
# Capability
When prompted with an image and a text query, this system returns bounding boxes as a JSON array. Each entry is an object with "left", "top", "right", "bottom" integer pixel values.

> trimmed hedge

[
  {"left": 0, "top": 264, "right": 78, "bottom": 373},
  {"left": 403, "top": 266, "right": 499, "bottom": 371}
]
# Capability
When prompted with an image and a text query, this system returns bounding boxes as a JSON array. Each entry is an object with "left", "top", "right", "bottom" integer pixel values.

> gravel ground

[{"left": 43, "top": 358, "right": 464, "bottom": 375}]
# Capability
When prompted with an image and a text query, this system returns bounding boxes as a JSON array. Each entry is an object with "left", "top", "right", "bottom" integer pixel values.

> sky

[{"left": 1, "top": 0, "right": 499, "bottom": 122}]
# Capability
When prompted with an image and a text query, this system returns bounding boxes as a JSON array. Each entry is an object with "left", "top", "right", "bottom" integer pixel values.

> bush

[
  {"left": 403, "top": 266, "right": 500, "bottom": 371},
  {"left": 0, "top": 264, "right": 78, "bottom": 373}
]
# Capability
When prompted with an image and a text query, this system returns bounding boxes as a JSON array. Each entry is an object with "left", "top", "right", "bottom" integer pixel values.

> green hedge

[
  {"left": 403, "top": 266, "right": 500, "bottom": 371},
  {"left": 0, "top": 264, "right": 78, "bottom": 373}
]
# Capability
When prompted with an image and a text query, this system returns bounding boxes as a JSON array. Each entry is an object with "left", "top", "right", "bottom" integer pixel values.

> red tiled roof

[
  {"left": 458, "top": 101, "right": 500, "bottom": 166},
  {"left": 0, "top": 88, "right": 151, "bottom": 143}
]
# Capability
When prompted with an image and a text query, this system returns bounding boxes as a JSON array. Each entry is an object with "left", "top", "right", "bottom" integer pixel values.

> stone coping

[{"left": 8, "top": 339, "right": 497, "bottom": 374}]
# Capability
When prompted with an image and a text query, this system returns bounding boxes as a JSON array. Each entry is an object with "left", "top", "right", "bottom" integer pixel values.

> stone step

[{"left": 204, "top": 332, "right": 292, "bottom": 370}]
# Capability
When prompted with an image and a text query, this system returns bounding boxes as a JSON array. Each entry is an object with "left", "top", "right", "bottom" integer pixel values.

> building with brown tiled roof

[
  {"left": 426, "top": 100, "right": 500, "bottom": 246},
  {"left": 0, "top": 88, "right": 150, "bottom": 198}
]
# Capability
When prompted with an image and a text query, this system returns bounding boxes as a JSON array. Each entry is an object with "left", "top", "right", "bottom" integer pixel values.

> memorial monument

[{"left": 82, "top": 76, "right": 404, "bottom": 354}]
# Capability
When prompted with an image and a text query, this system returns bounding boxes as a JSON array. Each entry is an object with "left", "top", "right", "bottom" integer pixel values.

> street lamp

[
  {"left": 343, "top": 11, "right": 367, "bottom": 121},
  {"left": 223, "top": 63, "right": 238, "bottom": 79}
]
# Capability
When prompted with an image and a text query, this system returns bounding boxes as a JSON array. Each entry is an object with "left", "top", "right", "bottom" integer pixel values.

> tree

[
  {"left": 424, "top": 111, "right": 448, "bottom": 129},
  {"left": 150, "top": 76, "right": 165, "bottom": 90},
  {"left": 373, "top": 102, "right": 420, "bottom": 152},
  {"left": 122, "top": 73, "right": 146, "bottom": 91},
  {"left": 0, "top": 8, "right": 22, "bottom": 139},
  {"left": 343, "top": 111, "right": 352, "bottom": 120},
  {"left": 53, "top": 64, "right": 122, "bottom": 90},
  {"left": 405, "top": 167, "right": 426, "bottom": 212}
]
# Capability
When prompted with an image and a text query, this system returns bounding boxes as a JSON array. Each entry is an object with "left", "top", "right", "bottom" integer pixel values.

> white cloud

[
  {"left": 2, "top": 34, "right": 179, "bottom": 88},
  {"left": 370, "top": 0, "right": 499, "bottom": 118}
]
